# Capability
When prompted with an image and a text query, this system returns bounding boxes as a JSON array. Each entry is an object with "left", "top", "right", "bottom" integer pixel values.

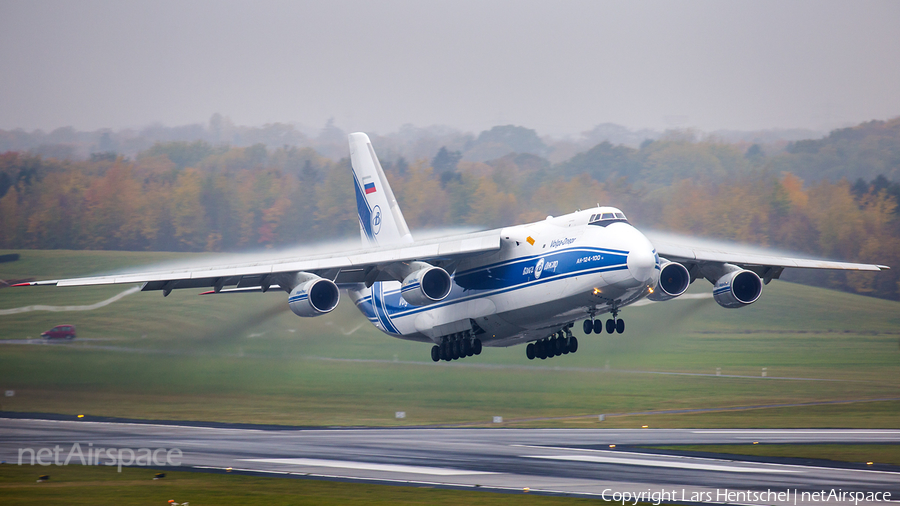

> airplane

[{"left": 14, "top": 133, "right": 890, "bottom": 362}]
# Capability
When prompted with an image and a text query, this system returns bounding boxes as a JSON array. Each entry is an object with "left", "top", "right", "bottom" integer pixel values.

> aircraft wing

[
  {"left": 646, "top": 231, "right": 889, "bottom": 283},
  {"left": 16, "top": 229, "right": 502, "bottom": 294}
]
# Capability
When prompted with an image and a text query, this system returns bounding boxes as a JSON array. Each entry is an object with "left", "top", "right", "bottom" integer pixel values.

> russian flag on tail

[{"left": 363, "top": 176, "right": 377, "bottom": 194}]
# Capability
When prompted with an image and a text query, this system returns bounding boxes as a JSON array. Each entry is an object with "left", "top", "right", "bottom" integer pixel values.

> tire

[
  {"left": 568, "top": 336, "right": 579, "bottom": 353},
  {"left": 583, "top": 320, "right": 593, "bottom": 334},
  {"left": 556, "top": 337, "right": 566, "bottom": 354},
  {"left": 616, "top": 319, "right": 625, "bottom": 334},
  {"left": 431, "top": 345, "right": 440, "bottom": 362},
  {"left": 606, "top": 319, "right": 615, "bottom": 334},
  {"left": 593, "top": 319, "right": 603, "bottom": 334},
  {"left": 526, "top": 343, "right": 535, "bottom": 360},
  {"left": 473, "top": 339, "right": 483, "bottom": 355},
  {"left": 463, "top": 340, "right": 472, "bottom": 356}
]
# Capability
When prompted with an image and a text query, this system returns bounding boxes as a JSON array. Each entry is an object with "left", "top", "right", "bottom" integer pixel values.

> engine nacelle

[
  {"left": 400, "top": 266, "right": 452, "bottom": 306},
  {"left": 713, "top": 269, "right": 762, "bottom": 308},
  {"left": 288, "top": 277, "right": 340, "bottom": 317},
  {"left": 648, "top": 261, "right": 690, "bottom": 301}
]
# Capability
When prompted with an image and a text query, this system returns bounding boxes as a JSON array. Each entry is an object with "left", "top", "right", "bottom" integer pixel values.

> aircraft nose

[{"left": 627, "top": 244, "right": 657, "bottom": 283}]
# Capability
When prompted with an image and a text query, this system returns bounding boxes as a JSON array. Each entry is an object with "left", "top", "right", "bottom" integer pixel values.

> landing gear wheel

[
  {"left": 561, "top": 338, "right": 570, "bottom": 355},
  {"left": 606, "top": 319, "right": 616, "bottom": 334},
  {"left": 463, "top": 340, "right": 472, "bottom": 357},
  {"left": 526, "top": 343, "right": 535, "bottom": 360},
  {"left": 568, "top": 336, "right": 579, "bottom": 353},
  {"left": 583, "top": 320, "right": 593, "bottom": 334},
  {"left": 431, "top": 345, "right": 440, "bottom": 362},
  {"left": 452, "top": 341, "right": 460, "bottom": 360},
  {"left": 616, "top": 319, "right": 625, "bottom": 334},
  {"left": 593, "top": 319, "right": 603, "bottom": 334},
  {"left": 556, "top": 337, "right": 566, "bottom": 354},
  {"left": 473, "top": 339, "right": 483, "bottom": 355},
  {"left": 537, "top": 341, "right": 547, "bottom": 360}
]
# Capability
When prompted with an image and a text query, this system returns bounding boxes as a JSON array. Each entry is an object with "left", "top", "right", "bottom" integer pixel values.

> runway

[{"left": 2, "top": 417, "right": 899, "bottom": 505}]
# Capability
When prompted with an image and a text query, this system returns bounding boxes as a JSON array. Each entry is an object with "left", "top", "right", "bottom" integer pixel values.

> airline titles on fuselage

[
  {"left": 550, "top": 237, "right": 576, "bottom": 248},
  {"left": 523, "top": 258, "right": 559, "bottom": 279}
]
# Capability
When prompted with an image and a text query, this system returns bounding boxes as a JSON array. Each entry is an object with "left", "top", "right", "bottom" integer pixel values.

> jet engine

[
  {"left": 288, "top": 277, "right": 340, "bottom": 317},
  {"left": 400, "top": 265, "right": 452, "bottom": 306},
  {"left": 648, "top": 261, "right": 690, "bottom": 301},
  {"left": 713, "top": 269, "right": 762, "bottom": 308}
]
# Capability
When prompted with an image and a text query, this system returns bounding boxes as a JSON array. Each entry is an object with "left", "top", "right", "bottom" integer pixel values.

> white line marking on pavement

[
  {"left": 515, "top": 445, "right": 900, "bottom": 476},
  {"left": 524, "top": 454, "right": 800, "bottom": 473},
  {"left": 240, "top": 458, "right": 495, "bottom": 476},
  {"left": 692, "top": 430, "right": 900, "bottom": 434}
]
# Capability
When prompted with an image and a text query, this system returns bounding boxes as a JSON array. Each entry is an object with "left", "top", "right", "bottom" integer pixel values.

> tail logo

[{"left": 372, "top": 205, "right": 382, "bottom": 235}]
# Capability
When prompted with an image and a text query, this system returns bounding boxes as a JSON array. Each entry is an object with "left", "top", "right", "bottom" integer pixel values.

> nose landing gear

[
  {"left": 583, "top": 304, "right": 625, "bottom": 335},
  {"left": 605, "top": 318, "right": 625, "bottom": 333}
]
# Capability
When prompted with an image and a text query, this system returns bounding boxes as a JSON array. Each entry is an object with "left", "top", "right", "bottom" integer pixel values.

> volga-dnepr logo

[
  {"left": 535, "top": 258, "right": 545, "bottom": 279},
  {"left": 372, "top": 205, "right": 382, "bottom": 235}
]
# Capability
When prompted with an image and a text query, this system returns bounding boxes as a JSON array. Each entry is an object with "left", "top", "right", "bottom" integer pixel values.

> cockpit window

[{"left": 589, "top": 211, "right": 629, "bottom": 227}]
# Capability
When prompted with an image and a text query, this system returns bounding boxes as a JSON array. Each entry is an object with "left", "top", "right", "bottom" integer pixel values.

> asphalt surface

[{"left": 2, "top": 417, "right": 899, "bottom": 504}]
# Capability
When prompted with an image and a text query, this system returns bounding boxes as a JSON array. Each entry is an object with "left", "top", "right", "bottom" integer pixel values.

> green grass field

[
  {"left": 0, "top": 464, "right": 614, "bottom": 505},
  {"left": 1, "top": 249, "right": 899, "bottom": 428}
]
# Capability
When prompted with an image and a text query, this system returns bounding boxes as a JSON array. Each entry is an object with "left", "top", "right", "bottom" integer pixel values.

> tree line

[{"left": 1, "top": 118, "right": 898, "bottom": 300}]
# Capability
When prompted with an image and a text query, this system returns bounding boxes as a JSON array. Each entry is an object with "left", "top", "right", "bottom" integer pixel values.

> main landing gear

[
  {"left": 526, "top": 325, "right": 578, "bottom": 360},
  {"left": 583, "top": 306, "right": 625, "bottom": 334},
  {"left": 431, "top": 332, "right": 482, "bottom": 362}
]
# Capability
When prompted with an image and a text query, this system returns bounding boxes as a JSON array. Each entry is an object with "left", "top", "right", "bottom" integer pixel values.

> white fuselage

[{"left": 348, "top": 208, "right": 660, "bottom": 347}]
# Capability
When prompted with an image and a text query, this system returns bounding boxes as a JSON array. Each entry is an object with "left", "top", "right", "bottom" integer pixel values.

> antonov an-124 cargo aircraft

[{"left": 16, "top": 133, "right": 890, "bottom": 362}]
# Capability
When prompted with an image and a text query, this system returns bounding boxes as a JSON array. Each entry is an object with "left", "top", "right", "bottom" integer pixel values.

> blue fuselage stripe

[
  {"left": 353, "top": 245, "right": 632, "bottom": 330},
  {"left": 352, "top": 174, "right": 375, "bottom": 241}
]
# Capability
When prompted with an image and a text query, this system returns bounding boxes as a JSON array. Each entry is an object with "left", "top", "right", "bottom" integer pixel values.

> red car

[{"left": 41, "top": 325, "right": 76, "bottom": 340}]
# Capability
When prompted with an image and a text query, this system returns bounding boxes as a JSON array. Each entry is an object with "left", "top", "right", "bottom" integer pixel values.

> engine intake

[
  {"left": 648, "top": 261, "right": 690, "bottom": 301},
  {"left": 401, "top": 266, "right": 452, "bottom": 306},
  {"left": 713, "top": 269, "right": 762, "bottom": 308},
  {"left": 288, "top": 277, "right": 340, "bottom": 317}
]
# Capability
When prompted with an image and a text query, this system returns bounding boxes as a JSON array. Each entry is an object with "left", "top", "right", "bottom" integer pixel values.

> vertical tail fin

[{"left": 348, "top": 132, "right": 413, "bottom": 246}]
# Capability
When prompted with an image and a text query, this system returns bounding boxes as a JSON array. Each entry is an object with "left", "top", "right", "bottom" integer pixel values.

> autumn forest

[{"left": 1, "top": 118, "right": 899, "bottom": 300}]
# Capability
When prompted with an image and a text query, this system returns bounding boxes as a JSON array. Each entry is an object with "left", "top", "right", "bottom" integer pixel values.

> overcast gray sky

[{"left": 1, "top": 0, "right": 899, "bottom": 136}]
